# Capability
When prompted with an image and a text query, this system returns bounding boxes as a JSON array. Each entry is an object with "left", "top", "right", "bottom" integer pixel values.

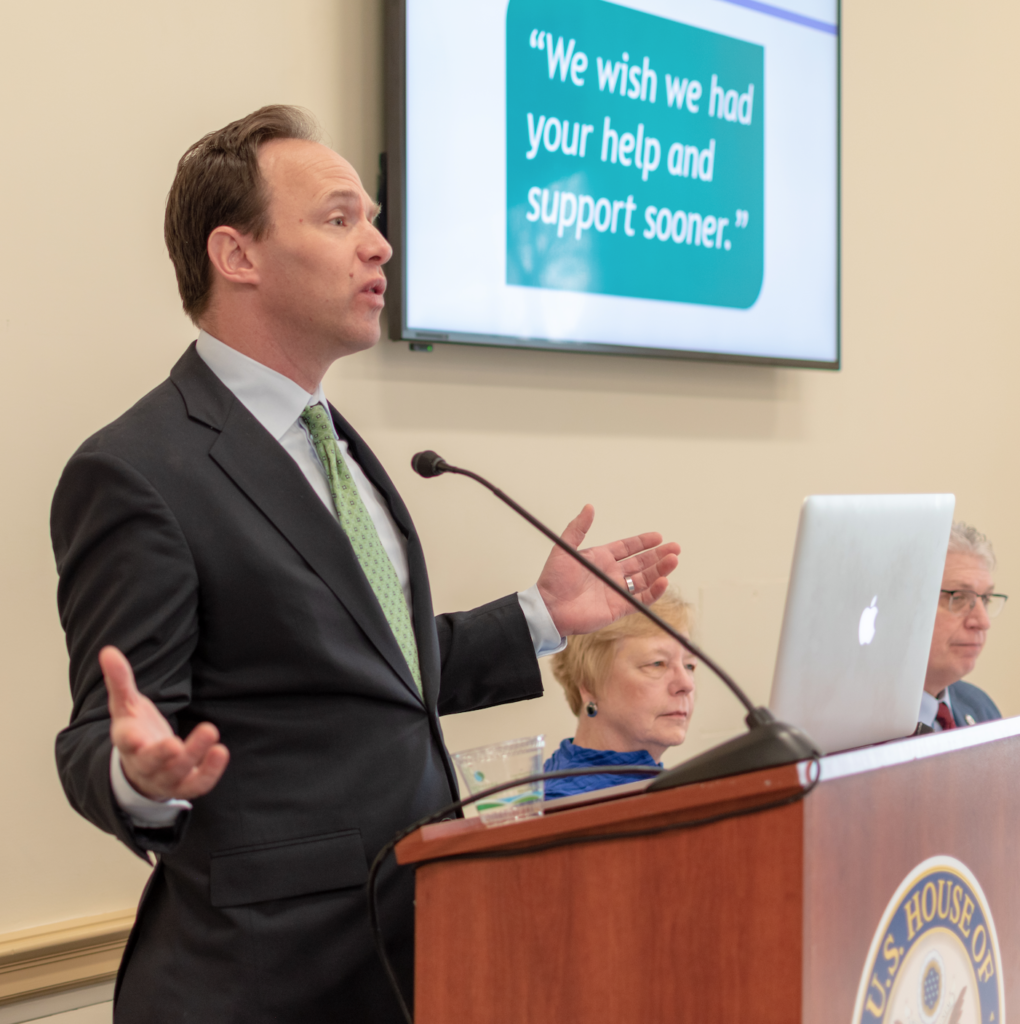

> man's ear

[{"left": 207, "top": 226, "right": 259, "bottom": 285}]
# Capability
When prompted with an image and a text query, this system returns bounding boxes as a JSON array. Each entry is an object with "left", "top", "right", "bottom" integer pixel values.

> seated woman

[{"left": 544, "top": 589, "right": 696, "bottom": 800}]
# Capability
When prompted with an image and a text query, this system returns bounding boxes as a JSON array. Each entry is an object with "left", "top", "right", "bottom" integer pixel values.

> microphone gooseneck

[{"left": 410, "top": 449, "right": 820, "bottom": 792}]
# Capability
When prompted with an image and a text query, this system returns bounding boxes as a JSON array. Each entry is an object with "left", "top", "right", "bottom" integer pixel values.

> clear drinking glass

[{"left": 452, "top": 735, "right": 546, "bottom": 826}]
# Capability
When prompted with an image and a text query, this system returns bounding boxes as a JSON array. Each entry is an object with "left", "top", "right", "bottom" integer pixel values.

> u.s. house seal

[{"left": 852, "top": 856, "right": 1004, "bottom": 1024}]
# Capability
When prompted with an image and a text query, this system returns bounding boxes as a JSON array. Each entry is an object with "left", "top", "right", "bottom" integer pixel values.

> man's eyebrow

[{"left": 322, "top": 189, "right": 381, "bottom": 221}]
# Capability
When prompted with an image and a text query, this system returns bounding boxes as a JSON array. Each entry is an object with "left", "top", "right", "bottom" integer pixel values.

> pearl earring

[{"left": 585, "top": 701, "right": 598, "bottom": 718}]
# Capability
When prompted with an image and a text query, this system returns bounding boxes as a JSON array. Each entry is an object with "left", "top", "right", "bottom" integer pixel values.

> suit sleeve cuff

[
  {"left": 110, "top": 747, "right": 192, "bottom": 828},
  {"left": 517, "top": 585, "right": 567, "bottom": 658}
]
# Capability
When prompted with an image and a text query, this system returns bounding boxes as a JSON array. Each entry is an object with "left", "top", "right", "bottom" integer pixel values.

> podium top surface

[
  {"left": 398, "top": 717, "right": 1019, "bottom": 867},
  {"left": 397, "top": 760, "right": 810, "bottom": 865},
  {"left": 810, "top": 712, "right": 1020, "bottom": 782}
]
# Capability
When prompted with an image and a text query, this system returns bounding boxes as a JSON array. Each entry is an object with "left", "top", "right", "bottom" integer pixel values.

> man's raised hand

[
  {"left": 101, "top": 646, "right": 229, "bottom": 801},
  {"left": 536, "top": 505, "right": 681, "bottom": 637}
]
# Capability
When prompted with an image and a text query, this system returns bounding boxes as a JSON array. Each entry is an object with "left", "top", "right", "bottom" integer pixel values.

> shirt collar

[
  {"left": 918, "top": 686, "right": 953, "bottom": 728},
  {"left": 918, "top": 690, "right": 939, "bottom": 728},
  {"left": 195, "top": 330, "right": 330, "bottom": 441}
]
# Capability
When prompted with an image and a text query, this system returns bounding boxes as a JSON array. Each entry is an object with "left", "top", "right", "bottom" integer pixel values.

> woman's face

[{"left": 579, "top": 633, "right": 697, "bottom": 761}]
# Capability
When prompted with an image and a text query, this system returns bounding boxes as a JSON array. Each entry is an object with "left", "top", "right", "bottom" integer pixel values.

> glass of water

[{"left": 452, "top": 735, "right": 546, "bottom": 826}]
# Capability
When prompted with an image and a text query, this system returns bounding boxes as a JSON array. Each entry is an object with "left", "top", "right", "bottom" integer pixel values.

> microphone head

[{"left": 411, "top": 450, "right": 449, "bottom": 478}]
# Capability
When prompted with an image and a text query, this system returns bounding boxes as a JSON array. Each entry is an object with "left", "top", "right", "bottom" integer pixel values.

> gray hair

[{"left": 948, "top": 521, "right": 996, "bottom": 571}]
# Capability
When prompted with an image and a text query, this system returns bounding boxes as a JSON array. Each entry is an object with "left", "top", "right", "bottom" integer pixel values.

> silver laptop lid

[{"left": 768, "top": 494, "right": 955, "bottom": 754}]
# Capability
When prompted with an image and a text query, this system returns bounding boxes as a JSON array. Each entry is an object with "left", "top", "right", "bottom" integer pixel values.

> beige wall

[{"left": 1, "top": 0, "right": 1017, "bottom": 934}]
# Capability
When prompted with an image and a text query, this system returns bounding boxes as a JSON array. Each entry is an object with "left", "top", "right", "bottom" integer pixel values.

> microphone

[
  {"left": 409, "top": 450, "right": 449, "bottom": 478},
  {"left": 410, "top": 450, "right": 820, "bottom": 789}
]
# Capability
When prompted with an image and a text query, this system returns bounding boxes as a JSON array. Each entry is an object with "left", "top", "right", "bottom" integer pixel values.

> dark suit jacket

[
  {"left": 948, "top": 680, "right": 1001, "bottom": 726},
  {"left": 51, "top": 345, "right": 543, "bottom": 1023}
]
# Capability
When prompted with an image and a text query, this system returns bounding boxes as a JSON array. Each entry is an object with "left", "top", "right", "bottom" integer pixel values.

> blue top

[{"left": 543, "top": 739, "right": 662, "bottom": 800}]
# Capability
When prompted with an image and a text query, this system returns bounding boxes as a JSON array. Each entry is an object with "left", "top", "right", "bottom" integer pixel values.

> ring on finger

[{"left": 624, "top": 575, "right": 636, "bottom": 596}]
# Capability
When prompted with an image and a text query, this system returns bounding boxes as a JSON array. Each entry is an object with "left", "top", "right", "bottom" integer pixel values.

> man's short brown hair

[{"left": 164, "top": 105, "right": 319, "bottom": 322}]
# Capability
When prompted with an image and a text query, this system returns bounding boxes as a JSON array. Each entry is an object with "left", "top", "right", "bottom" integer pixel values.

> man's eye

[{"left": 330, "top": 216, "right": 346, "bottom": 226}]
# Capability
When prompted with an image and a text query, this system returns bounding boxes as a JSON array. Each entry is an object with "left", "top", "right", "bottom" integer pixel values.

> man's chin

[
  {"left": 334, "top": 322, "right": 382, "bottom": 357},
  {"left": 951, "top": 656, "right": 981, "bottom": 680}
]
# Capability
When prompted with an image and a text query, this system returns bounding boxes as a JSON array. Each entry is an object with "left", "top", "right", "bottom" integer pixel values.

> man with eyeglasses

[{"left": 918, "top": 522, "right": 1007, "bottom": 732}]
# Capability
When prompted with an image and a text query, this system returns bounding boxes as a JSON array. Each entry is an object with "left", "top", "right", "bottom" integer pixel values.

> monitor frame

[{"left": 383, "top": 0, "right": 841, "bottom": 370}]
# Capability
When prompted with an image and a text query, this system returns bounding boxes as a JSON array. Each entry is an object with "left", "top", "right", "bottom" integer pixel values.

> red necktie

[{"left": 936, "top": 702, "right": 956, "bottom": 731}]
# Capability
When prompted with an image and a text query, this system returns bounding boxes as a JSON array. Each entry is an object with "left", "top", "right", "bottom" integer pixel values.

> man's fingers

[
  {"left": 118, "top": 724, "right": 230, "bottom": 801},
  {"left": 181, "top": 722, "right": 222, "bottom": 763},
  {"left": 599, "top": 531, "right": 670, "bottom": 562},
  {"left": 148, "top": 738, "right": 230, "bottom": 801},
  {"left": 618, "top": 552, "right": 680, "bottom": 598},
  {"left": 616, "top": 544, "right": 681, "bottom": 578},
  {"left": 100, "top": 646, "right": 141, "bottom": 720},
  {"left": 639, "top": 577, "right": 671, "bottom": 606},
  {"left": 145, "top": 726, "right": 218, "bottom": 783},
  {"left": 174, "top": 744, "right": 230, "bottom": 800},
  {"left": 559, "top": 504, "right": 595, "bottom": 549},
  {"left": 643, "top": 553, "right": 679, "bottom": 591}
]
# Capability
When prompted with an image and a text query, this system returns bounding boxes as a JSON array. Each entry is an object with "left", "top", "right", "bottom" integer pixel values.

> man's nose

[
  {"left": 968, "top": 599, "right": 992, "bottom": 629},
  {"left": 360, "top": 223, "right": 393, "bottom": 265}
]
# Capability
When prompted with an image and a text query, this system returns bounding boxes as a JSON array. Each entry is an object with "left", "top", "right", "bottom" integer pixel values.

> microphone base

[{"left": 647, "top": 719, "right": 821, "bottom": 791}]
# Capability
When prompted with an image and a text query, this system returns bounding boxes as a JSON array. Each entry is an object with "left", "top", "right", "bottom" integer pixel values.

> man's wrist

[{"left": 518, "top": 584, "right": 567, "bottom": 657}]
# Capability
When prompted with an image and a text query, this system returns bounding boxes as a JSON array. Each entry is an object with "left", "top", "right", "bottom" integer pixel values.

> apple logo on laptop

[{"left": 858, "top": 596, "right": 878, "bottom": 645}]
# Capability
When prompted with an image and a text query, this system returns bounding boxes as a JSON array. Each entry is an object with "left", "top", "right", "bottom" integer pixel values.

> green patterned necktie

[{"left": 300, "top": 403, "right": 422, "bottom": 696}]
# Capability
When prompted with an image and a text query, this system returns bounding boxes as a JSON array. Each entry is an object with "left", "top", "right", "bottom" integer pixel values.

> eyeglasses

[{"left": 939, "top": 589, "right": 1009, "bottom": 617}]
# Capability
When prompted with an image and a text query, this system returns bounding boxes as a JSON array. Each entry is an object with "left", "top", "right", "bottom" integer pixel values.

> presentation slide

[{"left": 403, "top": 0, "right": 838, "bottom": 364}]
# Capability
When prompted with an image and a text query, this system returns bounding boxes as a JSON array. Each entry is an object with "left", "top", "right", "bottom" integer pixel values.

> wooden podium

[{"left": 396, "top": 718, "right": 1020, "bottom": 1023}]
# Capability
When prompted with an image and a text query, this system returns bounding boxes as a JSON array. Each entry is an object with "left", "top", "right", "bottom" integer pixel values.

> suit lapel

[
  {"left": 171, "top": 346, "right": 424, "bottom": 706},
  {"left": 330, "top": 406, "right": 442, "bottom": 710}
]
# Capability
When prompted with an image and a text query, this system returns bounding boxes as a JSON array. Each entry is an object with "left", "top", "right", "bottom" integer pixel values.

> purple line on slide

[{"left": 715, "top": 0, "right": 839, "bottom": 35}]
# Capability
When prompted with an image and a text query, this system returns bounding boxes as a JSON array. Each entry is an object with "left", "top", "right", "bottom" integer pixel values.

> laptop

[{"left": 768, "top": 494, "right": 955, "bottom": 754}]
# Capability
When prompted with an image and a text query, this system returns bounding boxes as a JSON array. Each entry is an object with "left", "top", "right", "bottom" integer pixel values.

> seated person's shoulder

[{"left": 948, "top": 680, "right": 1002, "bottom": 723}]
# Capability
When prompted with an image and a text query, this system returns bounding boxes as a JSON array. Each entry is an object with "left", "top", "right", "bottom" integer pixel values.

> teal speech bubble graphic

[{"left": 507, "top": 0, "right": 764, "bottom": 309}]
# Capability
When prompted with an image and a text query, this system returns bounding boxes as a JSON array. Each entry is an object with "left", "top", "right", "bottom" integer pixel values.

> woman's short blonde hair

[{"left": 550, "top": 588, "right": 692, "bottom": 716}]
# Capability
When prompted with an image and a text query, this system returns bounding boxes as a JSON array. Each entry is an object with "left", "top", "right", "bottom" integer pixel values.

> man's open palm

[
  {"left": 537, "top": 505, "right": 681, "bottom": 637},
  {"left": 101, "top": 646, "right": 229, "bottom": 801}
]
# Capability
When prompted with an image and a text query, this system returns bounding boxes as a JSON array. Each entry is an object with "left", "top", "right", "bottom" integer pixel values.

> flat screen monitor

[{"left": 385, "top": 0, "right": 840, "bottom": 367}]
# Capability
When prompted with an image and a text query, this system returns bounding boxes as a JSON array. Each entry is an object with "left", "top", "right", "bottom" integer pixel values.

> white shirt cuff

[
  {"left": 110, "top": 747, "right": 192, "bottom": 828},
  {"left": 517, "top": 585, "right": 567, "bottom": 658}
]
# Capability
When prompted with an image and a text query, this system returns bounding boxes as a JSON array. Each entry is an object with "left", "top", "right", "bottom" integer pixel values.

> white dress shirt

[
  {"left": 111, "top": 332, "right": 564, "bottom": 826},
  {"left": 917, "top": 687, "right": 954, "bottom": 731}
]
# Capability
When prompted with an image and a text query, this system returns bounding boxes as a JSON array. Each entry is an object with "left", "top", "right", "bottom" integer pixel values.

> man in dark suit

[
  {"left": 919, "top": 522, "right": 1007, "bottom": 731},
  {"left": 51, "top": 106, "right": 680, "bottom": 1023}
]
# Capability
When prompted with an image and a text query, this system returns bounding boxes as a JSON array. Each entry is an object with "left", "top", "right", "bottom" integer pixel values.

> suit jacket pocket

[{"left": 209, "top": 829, "right": 367, "bottom": 908}]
